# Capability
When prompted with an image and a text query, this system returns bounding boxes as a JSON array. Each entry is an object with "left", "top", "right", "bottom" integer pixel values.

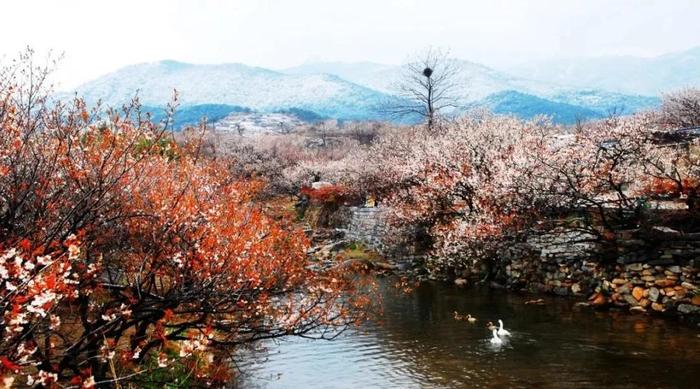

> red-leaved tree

[{"left": 0, "top": 50, "right": 369, "bottom": 387}]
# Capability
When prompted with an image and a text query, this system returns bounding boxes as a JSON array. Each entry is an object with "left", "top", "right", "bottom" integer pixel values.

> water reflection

[{"left": 236, "top": 279, "right": 700, "bottom": 388}]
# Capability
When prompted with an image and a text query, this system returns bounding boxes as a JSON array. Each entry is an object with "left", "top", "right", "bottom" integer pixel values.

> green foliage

[
  {"left": 136, "top": 351, "right": 195, "bottom": 389},
  {"left": 134, "top": 137, "right": 179, "bottom": 160}
]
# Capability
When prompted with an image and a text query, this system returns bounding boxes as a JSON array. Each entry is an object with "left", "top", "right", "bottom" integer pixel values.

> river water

[{"left": 236, "top": 279, "right": 700, "bottom": 388}]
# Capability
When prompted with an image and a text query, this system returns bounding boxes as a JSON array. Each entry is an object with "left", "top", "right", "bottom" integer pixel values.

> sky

[{"left": 1, "top": 0, "right": 699, "bottom": 90}]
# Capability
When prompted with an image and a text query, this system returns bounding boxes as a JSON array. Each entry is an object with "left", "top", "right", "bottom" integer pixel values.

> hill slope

[
  {"left": 60, "top": 60, "right": 402, "bottom": 121},
  {"left": 283, "top": 60, "right": 660, "bottom": 117},
  {"left": 478, "top": 90, "right": 603, "bottom": 124},
  {"left": 505, "top": 47, "right": 700, "bottom": 95},
  {"left": 59, "top": 55, "right": 674, "bottom": 126}
]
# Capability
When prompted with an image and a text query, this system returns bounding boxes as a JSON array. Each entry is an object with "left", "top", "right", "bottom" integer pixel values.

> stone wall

[
  {"left": 339, "top": 206, "right": 700, "bottom": 317},
  {"left": 498, "top": 228, "right": 700, "bottom": 317},
  {"left": 343, "top": 206, "right": 424, "bottom": 261},
  {"left": 344, "top": 206, "right": 389, "bottom": 253}
]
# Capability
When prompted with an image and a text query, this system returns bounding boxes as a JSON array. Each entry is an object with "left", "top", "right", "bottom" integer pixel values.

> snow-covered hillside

[
  {"left": 59, "top": 60, "right": 401, "bottom": 121},
  {"left": 57, "top": 52, "right": 683, "bottom": 126},
  {"left": 282, "top": 59, "right": 661, "bottom": 116},
  {"left": 505, "top": 47, "right": 700, "bottom": 96},
  {"left": 284, "top": 59, "right": 545, "bottom": 100}
]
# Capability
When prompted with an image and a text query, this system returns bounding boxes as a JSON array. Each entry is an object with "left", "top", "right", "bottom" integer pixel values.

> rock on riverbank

[{"left": 503, "top": 257, "right": 700, "bottom": 317}]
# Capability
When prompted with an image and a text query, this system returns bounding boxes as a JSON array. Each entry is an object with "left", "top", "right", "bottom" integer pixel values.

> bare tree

[
  {"left": 234, "top": 122, "right": 245, "bottom": 136},
  {"left": 347, "top": 121, "right": 381, "bottom": 145},
  {"left": 387, "top": 48, "right": 459, "bottom": 129},
  {"left": 278, "top": 120, "right": 293, "bottom": 134},
  {"left": 313, "top": 119, "right": 337, "bottom": 147}
]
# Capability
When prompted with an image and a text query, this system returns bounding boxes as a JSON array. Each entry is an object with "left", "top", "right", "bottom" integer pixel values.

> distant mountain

[
  {"left": 284, "top": 59, "right": 550, "bottom": 101},
  {"left": 547, "top": 90, "right": 660, "bottom": 116},
  {"left": 505, "top": 47, "right": 700, "bottom": 95},
  {"left": 58, "top": 51, "right": 684, "bottom": 127},
  {"left": 283, "top": 59, "right": 660, "bottom": 119},
  {"left": 283, "top": 61, "right": 397, "bottom": 92},
  {"left": 59, "top": 60, "right": 402, "bottom": 121},
  {"left": 478, "top": 90, "right": 602, "bottom": 124}
]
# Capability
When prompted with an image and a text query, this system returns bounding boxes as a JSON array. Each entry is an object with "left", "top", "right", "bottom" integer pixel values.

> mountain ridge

[
  {"left": 57, "top": 60, "right": 403, "bottom": 121},
  {"left": 504, "top": 46, "right": 700, "bottom": 95},
  {"left": 57, "top": 48, "right": 700, "bottom": 125}
]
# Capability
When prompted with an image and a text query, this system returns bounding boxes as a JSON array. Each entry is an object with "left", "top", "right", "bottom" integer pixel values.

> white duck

[
  {"left": 490, "top": 328, "right": 503, "bottom": 345},
  {"left": 497, "top": 319, "right": 511, "bottom": 337}
]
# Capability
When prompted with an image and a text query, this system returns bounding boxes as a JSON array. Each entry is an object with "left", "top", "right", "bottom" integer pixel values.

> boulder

[
  {"left": 454, "top": 278, "right": 468, "bottom": 287},
  {"left": 649, "top": 287, "right": 660, "bottom": 302},
  {"left": 675, "top": 288, "right": 687, "bottom": 299},
  {"left": 632, "top": 287, "right": 645, "bottom": 301},
  {"left": 678, "top": 304, "right": 700, "bottom": 314},
  {"left": 571, "top": 283, "right": 582, "bottom": 294},
  {"left": 692, "top": 295, "right": 700, "bottom": 306},
  {"left": 655, "top": 279, "right": 676, "bottom": 288},
  {"left": 626, "top": 263, "right": 643, "bottom": 272},
  {"left": 629, "top": 306, "right": 646, "bottom": 314},
  {"left": 651, "top": 302, "right": 665, "bottom": 312},
  {"left": 590, "top": 293, "right": 608, "bottom": 306},
  {"left": 623, "top": 294, "right": 639, "bottom": 306}
]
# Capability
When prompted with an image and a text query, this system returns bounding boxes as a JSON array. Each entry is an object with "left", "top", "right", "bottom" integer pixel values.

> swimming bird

[
  {"left": 466, "top": 314, "right": 477, "bottom": 324},
  {"left": 490, "top": 328, "right": 503, "bottom": 345},
  {"left": 453, "top": 311, "right": 464, "bottom": 321},
  {"left": 486, "top": 321, "right": 496, "bottom": 331},
  {"left": 497, "top": 319, "right": 511, "bottom": 337}
]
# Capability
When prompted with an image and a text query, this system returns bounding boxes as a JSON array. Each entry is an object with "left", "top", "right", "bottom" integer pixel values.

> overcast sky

[{"left": 2, "top": 0, "right": 699, "bottom": 89}]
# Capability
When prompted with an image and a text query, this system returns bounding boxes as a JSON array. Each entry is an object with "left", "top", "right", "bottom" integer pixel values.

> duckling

[
  {"left": 466, "top": 314, "right": 477, "bottom": 324},
  {"left": 453, "top": 311, "right": 464, "bottom": 321}
]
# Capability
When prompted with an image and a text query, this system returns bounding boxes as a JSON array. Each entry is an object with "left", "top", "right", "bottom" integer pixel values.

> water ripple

[{"left": 235, "top": 280, "right": 700, "bottom": 388}]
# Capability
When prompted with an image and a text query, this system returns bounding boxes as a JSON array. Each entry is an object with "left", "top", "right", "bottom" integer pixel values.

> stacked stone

[
  {"left": 502, "top": 243, "right": 700, "bottom": 316},
  {"left": 345, "top": 207, "right": 389, "bottom": 253},
  {"left": 602, "top": 263, "right": 700, "bottom": 314}
]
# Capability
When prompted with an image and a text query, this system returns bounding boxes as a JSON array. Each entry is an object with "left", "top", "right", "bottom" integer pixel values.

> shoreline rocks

[{"left": 500, "top": 255, "right": 700, "bottom": 318}]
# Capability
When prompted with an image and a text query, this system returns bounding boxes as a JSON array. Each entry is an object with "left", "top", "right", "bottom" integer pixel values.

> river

[{"left": 236, "top": 278, "right": 700, "bottom": 388}]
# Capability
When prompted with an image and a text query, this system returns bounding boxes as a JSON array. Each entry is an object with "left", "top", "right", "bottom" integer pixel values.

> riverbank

[
  {"left": 305, "top": 205, "right": 700, "bottom": 324},
  {"left": 495, "top": 253, "right": 700, "bottom": 321}
]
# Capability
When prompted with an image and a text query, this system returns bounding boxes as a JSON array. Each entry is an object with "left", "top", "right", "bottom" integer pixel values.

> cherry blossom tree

[
  {"left": 660, "top": 88, "right": 700, "bottom": 128},
  {"left": 0, "top": 50, "right": 369, "bottom": 387}
]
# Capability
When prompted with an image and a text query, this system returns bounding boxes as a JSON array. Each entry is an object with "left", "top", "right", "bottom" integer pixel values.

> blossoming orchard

[
  {"left": 2, "top": 47, "right": 700, "bottom": 387},
  {"left": 291, "top": 99, "right": 700, "bottom": 276},
  {"left": 0, "top": 53, "right": 369, "bottom": 387}
]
